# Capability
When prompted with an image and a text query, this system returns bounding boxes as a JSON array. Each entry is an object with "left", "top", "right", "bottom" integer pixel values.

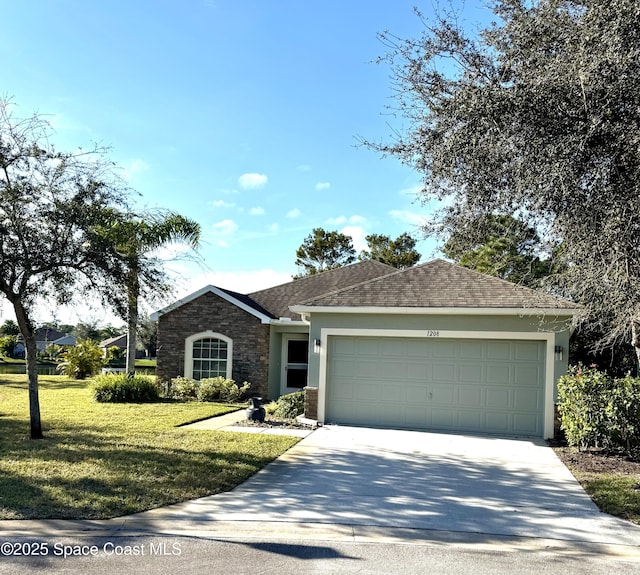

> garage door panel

[
  {"left": 406, "top": 385, "right": 429, "bottom": 402},
  {"left": 487, "top": 342, "right": 511, "bottom": 360},
  {"left": 355, "top": 339, "right": 381, "bottom": 355},
  {"left": 486, "top": 388, "right": 511, "bottom": 409},
  {"left": 381, "top": 385, "right": 405, "bottom": 402},
  {"left": 354, "top": 383, "right": 380, "bottom": 401},
  {"left": 432, "top": 363, "right": 455, "bottom": 381},
  {"left": 431, "top": 409, "right": 455, "bottom": 428},
  {"left": 432, "top": 340, "right": 457, "bottom": 358},
  {"left": 405, "top": 406, "right": 429, "bottom": 427},
  {"left": 431, "top": 384, "right": 455, "bottom": 404},
  {"left": 459, "top": 364, "right": 483, "bottom": 383},
  {"left": 458, "top": 410, "right": 483, "bottom": 430},
  {"left": 331, "top": 381, "right": 355, "bottom": 400},
  {"left": 407, "top": 362, "right": 428, "bottom": 380},
  {"left": 485, "top": 412, "right": 510, "bottom": 433},
  {"left": 459, "top": 386, "right": 483, "bottom": 406},
  {"left": 380, "top": 361, "right": 407, "bottom": 379},
  {"left": 326, "top": 336, "right": 545, "bottom": 437},
  {"left": 513, "top": 414, "right": 539, "bottom": 435},
  {"left": 332, "top": 359, "right": 355, "bottom": 378},
  {"left": 514, "top": 366, "right": 542, "bottom": 386},
  {"left": 486, "top": 365, "right": 511, "bottom": 385},
  {"left": 515, "top": 341, "right": 543, "bottom": 361},
  {"left": 514, "top": 388, "right": 541, "bottom": 410},
  {"left": 459, "top": 341, "right": 485, "bottom": 359}
]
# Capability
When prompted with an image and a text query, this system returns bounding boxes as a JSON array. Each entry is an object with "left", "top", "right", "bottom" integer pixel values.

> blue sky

[{"left": 0, "top": 0, "right": 492, "bottom": 326}]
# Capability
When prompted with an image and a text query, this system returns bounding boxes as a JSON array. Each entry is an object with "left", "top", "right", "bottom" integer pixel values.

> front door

[{"left": 281, "top": 335, "right": 309, "bottom": 395}]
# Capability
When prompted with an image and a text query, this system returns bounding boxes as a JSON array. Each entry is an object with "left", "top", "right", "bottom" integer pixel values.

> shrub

[
  {"left": 0, "top": 335, "right": 17, "bottom": 358},
  {"left": 93, "top": 374, "right": 160, "bottom": 403},
  {"left": 274, "top": 391, "right": 305, "bottom": 419},
  {"left": 558, "top": 365, "right": 640, "bottom": 455},
  {"left": 106, "top": 345, "right": 125, "bottom": 364},
  {"left": 168, "top": 376, "right": 251, "bottom": 402},
  {"left": 264, "top": 401, "right": 279, "bottom": 416},
  {"left": 169, "top": 376, "right": 199, "bottom": 401},
  {"left": 197, "top": 377, "right": 251, "bottom": 403},
  {"left": 605, "top": 375, "right": 640, "bottom": 455},
  {"left": 57, "top": 340, "right": 104, "bottom": 379}
]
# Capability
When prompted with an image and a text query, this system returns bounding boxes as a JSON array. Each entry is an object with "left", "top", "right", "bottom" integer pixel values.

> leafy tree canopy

[
  {"left": 294, "top": 228, "right": 356, "bottom": 278},
  {"left": 441, "top": 214, "right": 553, "bottom": 287},
  {"left": 366, "top": 0, "right": 640, "bottom": 361},
  {"left": 359, "top": 232, "right": 421, "bottom": 269}
]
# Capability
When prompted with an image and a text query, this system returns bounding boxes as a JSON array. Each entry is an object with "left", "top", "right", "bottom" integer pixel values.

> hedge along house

[{"left": 152, "top": 259, "right": 580, "bottom": 438}]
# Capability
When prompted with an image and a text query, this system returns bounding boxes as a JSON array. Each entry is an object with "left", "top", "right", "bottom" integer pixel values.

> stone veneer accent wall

[
  {"left": 156, "top": 291, "right": 270, "bottom": 398},
  {"left": 304, "top": 386, "right": 318, "bottom": 420}
]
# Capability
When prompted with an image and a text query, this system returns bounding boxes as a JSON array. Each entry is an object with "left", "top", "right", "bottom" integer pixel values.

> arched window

[{"left": 184, "top": 332, "right": 233, "bottom": 380}]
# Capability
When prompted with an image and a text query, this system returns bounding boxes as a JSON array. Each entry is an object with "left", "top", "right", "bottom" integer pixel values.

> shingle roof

[
  {"left": 297, "top": 259, "right": 580, "bottom": 310},
  {"left": 249, "top": 259, "right": 396, "bottom": 319},
  {"left": 219, "top": 287, "right": 277, "bottom": 319}
]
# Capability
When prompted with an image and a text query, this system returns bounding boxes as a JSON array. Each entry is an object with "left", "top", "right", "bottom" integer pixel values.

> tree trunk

[
  {"left": 13, "top": 299, "right": 43, "bottom": 439},
  {"left": 125, "top": 263, "right": 139, "bottom": 378},
  {"left": 632, "top": 318, "right": 640, "bottom": 375}
]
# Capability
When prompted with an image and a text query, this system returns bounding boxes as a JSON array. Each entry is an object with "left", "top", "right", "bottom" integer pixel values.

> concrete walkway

[{"left": 2, "top": 424, "right": 640, "bottom": 558}]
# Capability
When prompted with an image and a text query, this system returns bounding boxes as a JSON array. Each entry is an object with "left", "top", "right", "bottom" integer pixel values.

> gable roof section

[
  {"left": 249, "top": 259, "right": 396, "bottom": 319},
  {"left": 292, "top": 259, "right": 580, "bottom": 313},
  {"left": 150, "top": 285, "right": 276, "bottom": 322}
]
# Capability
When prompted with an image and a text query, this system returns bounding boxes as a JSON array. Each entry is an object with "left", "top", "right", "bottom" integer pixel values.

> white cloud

[
  {"left": 148, "top": 242, "right": 194, "bottom": 261},
  {"left": 121, "top": 158, "right": 150, "bottom": 181},
  {"left": 238, "top": 172, "right": 268, "bottom": 189},
  {"left": 210, "top": 199, "right": 235, "bottom": 208},
  {"left": 341, "top": 225, "right": 368, "bottom": 252},
  {"left": 297, "top": 164, "right": 311, "bottom": 172},
  {"left": 389, "top": 210, "right": 427, "bottom": 227},
  {"left": 268, "top": 223, "right": 279, "bottom": 232},
  {"left": 326, "top": 215, "right": 366, "bottom": 226},
  {"left": 250, "top": 206, "right": 265, "bottom": 215},
  {"left": 326, "top": 216, "right": 347, "bottom": 226},
  {"left": 211, "top": 219, "right": 238, "bottom": 235},
  {"left": 315, "top": 181, "right": 331, "bottom": 191},
  {"left": 398, "top": 184, "right": 423, "bottom": 197},
  {"left": 286, "top": 208, "right": 301, "bottom": 218}
]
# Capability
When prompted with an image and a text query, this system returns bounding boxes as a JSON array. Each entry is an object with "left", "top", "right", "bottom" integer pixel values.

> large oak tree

[
  {"left": 366, "top": 0, "right": 640, "bottom": 363},
  {"left": 0, "top": 100, "right": 130, "bottom": 438}
]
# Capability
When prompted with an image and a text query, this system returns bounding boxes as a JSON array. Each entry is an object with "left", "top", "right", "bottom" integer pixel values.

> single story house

[
  {"left": 152, "top": 259, "right": 580, "bottom": 438},
  {"left": 34, "top": 327, "right": 64, "bottom": 352},
  {"left": 99, "top": 334, "right": 145, "bottom": 359}
]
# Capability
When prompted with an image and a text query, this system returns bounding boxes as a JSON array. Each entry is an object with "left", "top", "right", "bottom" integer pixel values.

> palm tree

[{"left": 106, "top": 211, "right": 200, "bottom": 376}]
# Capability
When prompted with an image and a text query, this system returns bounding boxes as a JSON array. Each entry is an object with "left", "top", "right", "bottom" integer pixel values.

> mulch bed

[
  {"left": 550, "top": 441, "right": 640, "bottom": 476},
  {"left": 233, "top": 417, "right": 315, "bottom": 430}
]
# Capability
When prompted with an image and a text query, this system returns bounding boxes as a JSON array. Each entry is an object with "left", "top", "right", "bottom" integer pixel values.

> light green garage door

[{"left": 325, "top": 336, "right": 546, "bottom": 436}]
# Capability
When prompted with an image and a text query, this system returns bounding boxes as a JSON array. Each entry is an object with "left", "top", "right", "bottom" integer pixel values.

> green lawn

[
  {"left": 571, "top": 472, "right": 640, "bottom": 524},
  {"left": 0, "top": 375, "right": 299, "bottom": 520}
]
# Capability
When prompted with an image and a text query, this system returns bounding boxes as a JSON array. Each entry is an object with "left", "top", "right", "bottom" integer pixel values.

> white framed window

[{"left": 184, "top": 331, "right": 233, "bottom": 380}]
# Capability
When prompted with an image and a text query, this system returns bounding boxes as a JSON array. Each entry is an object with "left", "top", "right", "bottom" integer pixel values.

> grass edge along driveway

[{"left": 0, "top": 375, "right": 299, "bottom": 520}]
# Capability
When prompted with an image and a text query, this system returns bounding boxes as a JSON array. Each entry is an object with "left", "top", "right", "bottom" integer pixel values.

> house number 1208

[{"left": 426, "top": 330, "right": 440, "bottom": 337}]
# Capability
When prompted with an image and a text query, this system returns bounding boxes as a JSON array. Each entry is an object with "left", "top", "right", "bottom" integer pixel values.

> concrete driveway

[{"left": 118, "top": 425, "right": 640, "bottom": 548}]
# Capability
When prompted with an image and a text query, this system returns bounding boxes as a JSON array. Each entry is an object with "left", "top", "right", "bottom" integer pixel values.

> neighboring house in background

[
  {"left": 34, "top": 328, "right": 64, "bottom": 352},
  {"left": 99, "top": 334, "right": 145, "bottom": 359},
  {"left": 12, "top": 329, "right": 75, "bottom": 357},
  {"left": 52, "top": 334, "right": 76, "bottom": 347},
  {"left": 152, "top": 259, "right": 580, "bottom": 439},
  {"left": 99, "top": 334, "right": 128, "bottom": 356}
]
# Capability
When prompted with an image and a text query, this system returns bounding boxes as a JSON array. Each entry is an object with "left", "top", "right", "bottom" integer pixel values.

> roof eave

[{"left": 289, "top": 305, "right": 581, "bottom": 317}]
